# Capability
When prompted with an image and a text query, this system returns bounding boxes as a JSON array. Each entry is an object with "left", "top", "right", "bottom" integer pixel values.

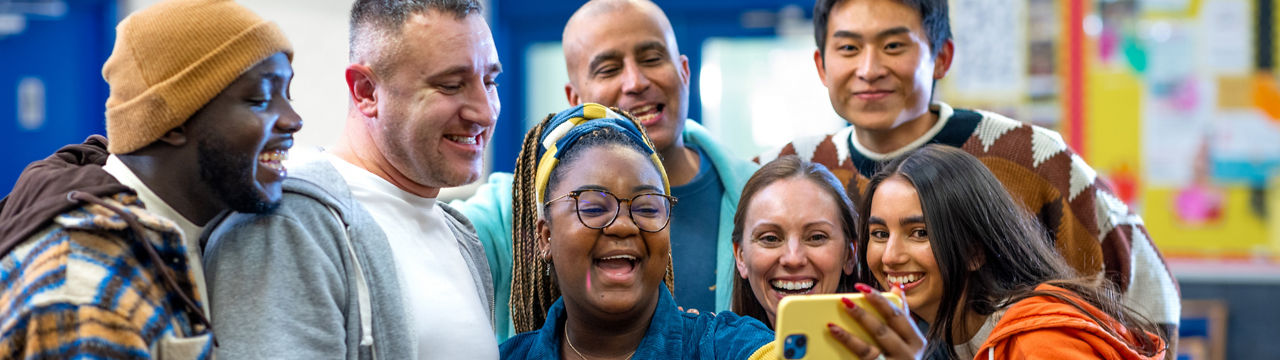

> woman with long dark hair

[{"left": 858, "top": 144, "right": 1166, "bottom": 359}]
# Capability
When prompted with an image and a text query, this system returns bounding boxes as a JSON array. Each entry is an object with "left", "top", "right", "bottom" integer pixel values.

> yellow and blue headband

[{"left": 533, "top": 103, "right": 671, "bottom": 205}]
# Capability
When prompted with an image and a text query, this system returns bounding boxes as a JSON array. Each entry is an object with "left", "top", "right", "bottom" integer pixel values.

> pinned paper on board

[
  {"left": 1216, "top": 76, "right": 1252, "bottom": 109},
  {"left": 1199, "top": 0, "right": 1252, "bottom": 75},
  {"left": 945, "top": 0, "right": 1027, "bottom": 101},
  {"left": 1175, "top": 184, "right": 1225, "bottom": 225},
  {"left": 1208, "top": 110, "right": 1280, "bottom": 185},
  {"left": 1252, "top": 74, "right": 1280, "bottom": 122}
]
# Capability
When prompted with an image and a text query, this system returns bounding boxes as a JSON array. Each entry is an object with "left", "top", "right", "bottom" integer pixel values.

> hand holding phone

[{"left": 775, "top": 284, "right": 924, "bottom": 359}]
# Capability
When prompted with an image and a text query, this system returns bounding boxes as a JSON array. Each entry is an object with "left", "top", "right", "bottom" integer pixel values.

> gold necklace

[{"left": 563, "top": 326, "right": 636, "bottom": 360}]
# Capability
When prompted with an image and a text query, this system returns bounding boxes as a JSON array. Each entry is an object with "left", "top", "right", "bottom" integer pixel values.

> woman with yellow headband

[{"left": 500, "top": 103, "right": 773, "bottom": 359}]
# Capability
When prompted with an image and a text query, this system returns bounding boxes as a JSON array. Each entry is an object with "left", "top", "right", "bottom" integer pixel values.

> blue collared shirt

[{"left": 500, "top": 286, "right": 772, "bottom": 359}]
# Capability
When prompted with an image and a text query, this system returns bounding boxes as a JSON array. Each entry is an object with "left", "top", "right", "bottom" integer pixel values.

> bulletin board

[
  {"left": 1084, "top": 0, "right": 1280, "bottom": 260},
  {"left": 940, "top": 0, "right": 1280, "bottom": 261}
]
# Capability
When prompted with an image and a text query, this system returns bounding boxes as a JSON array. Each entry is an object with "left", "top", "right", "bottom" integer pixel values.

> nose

[
  {"left": 602, "top": 204, "right": 641, "bottom": 237},
  {"left": 779, "top": 238, "right": 806, "bottom": 268},
  {"left": 620, "top": 60, "right": 652, "bottom": 95},
  {"left": 855, "top": 50, "right": 888, "bottom": 83},
  {"left": 275, "top": 99, "right": 303, "bottom": 134},
  {"left": 880, "top": 236, "right": 908, "bottom": 266},
  {"left": 460, "top": 79, "right": 499, "bottom": 127}
]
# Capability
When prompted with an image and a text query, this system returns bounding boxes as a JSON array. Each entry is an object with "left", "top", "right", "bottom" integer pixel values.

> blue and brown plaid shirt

[{"left": 0, "top": 192, "right": 212, "bottom": 359}]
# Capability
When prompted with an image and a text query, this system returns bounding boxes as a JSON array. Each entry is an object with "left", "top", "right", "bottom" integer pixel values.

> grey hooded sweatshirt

[{"left": 203, "top": 153, "right": 495, "bottom": 360}]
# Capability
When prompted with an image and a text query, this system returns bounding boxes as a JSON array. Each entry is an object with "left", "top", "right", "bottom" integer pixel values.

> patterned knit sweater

[{"left": 756, "top": 102, "right": 1181, "bottom": 328}]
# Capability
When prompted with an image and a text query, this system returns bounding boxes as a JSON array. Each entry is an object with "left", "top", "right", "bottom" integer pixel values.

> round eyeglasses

[{"left": 544, "top": 190, "right": 678, "bottom": 233}]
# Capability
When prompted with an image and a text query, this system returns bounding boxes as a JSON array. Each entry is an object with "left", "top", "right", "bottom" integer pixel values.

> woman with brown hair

[{"left": 731, "top": 155, "right": 925, "bottom": 360}]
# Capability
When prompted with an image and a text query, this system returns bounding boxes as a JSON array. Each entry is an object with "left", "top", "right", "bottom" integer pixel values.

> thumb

[{"left": 890, "top": 283, "right": 909, "bottom": 314}]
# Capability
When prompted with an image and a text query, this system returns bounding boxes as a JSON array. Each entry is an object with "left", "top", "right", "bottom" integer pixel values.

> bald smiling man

[{"left": 457, "top": 0, "right": 759, "bottom": 340}]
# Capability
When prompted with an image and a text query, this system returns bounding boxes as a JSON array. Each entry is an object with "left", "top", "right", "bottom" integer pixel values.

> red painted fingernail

[
  {"left": 841, "top": 297, "right": 856, "bottom": 309},
  {"left": 897, "top": 282, "right": 906, "bottom": 291},
  {"left": 856, "top": 283, "right": 875, "bottom": 294},
  {"left": 827, "top": 322, "right": 838, "bottom": 331}
]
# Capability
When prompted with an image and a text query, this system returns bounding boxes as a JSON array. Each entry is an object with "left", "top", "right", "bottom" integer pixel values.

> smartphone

[{"left": 774, "top": 293, "right": 903, "bottom": 359}]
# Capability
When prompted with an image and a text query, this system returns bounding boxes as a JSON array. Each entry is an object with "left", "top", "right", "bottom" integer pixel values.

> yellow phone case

[{"left": 773, "top": 293, "right": 903, "bottom": 359}]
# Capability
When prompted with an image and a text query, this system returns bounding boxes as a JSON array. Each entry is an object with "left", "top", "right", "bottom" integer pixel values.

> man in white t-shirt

[{"left": 203, "top": 0, "right": 502, "bottom": 359}]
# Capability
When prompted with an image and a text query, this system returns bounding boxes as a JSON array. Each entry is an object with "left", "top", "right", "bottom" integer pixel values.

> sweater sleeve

[
  {"left": 1066, "top": 157, "right": 1180, "bottom": 329},
  {"left": 203, "top": 201, "right": 352, "bottom": 360},
  {"left": 452, "top": 172, "right": 517, "bottom": 340}
]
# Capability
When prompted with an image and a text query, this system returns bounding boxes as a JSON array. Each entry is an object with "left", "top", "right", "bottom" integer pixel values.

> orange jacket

[{"left": 975, "top": 284, "right": 1166, "bottom": 360}]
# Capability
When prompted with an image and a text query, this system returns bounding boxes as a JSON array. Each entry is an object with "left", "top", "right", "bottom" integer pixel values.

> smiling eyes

[
  {"left": 753, "top": 232, "right": 832, "bottom": 247},
  {"left": 833, "top": 41, "right": 910, "bottom": 55},
  {"left": 868, "top": 228, "right": 928, "bottom": 242},
  {"left": 591, "top": 53, "right": 667, "bottom": 78}
]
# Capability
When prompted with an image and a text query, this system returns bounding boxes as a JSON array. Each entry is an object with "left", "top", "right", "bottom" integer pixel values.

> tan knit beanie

[{"left": 103, "top": 0, "right": 292, "bottom": 154}]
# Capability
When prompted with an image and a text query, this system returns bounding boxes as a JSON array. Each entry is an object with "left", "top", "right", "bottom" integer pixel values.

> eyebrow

[
  {"left": 571, "top": 184, "right": 664, "bottom": 195},
  {"left": 632, "top": 184, "right": 663, "bottom": 194},
  {"left": 587, "top": 50, "right": 623, "bottom": 72},
  {"left": 900, "top": 215, "right": 926, "bottom": 226},
  {"left": 831, "top": 26, "right": 912, "bottom": 41},
  {"left": 634, "top": 41, "right": 668, "bottom": 56},
  {"left": 426, "top": 61, "right": 503, "bottom": 79},
  {"left": 795, "top": 218, "right": 831, "bottom": 227},
  {"left": 867, "top": 215, "right": 925, "bottom": 226}
]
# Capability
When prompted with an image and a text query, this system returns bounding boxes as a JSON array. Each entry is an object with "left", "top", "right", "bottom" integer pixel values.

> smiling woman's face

[
  {"left": 865, "top": 175, "right": 943, "bottom": 324},
  {"left": 538, "top": 144, "right": 670, "bottom": 322},
  {"left": 734, "top": 177, "right": 854, "bottom": 323}
]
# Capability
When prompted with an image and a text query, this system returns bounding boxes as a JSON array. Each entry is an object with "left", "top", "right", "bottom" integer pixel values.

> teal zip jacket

[{"left": 456, "top": 120, "right": 759, "bottom": 340}]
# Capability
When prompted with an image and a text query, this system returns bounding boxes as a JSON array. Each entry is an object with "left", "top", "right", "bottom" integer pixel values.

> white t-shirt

[
  {"left": 329, "top": 154, "right": 497, "bottom": 360},
  {"left": 103, "top": 155, "right": 209, "bottom": 315}
]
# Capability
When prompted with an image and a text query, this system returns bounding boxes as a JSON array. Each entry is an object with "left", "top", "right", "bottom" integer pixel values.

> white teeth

[
  {"left": 628, "top": 105, "right": 661, "bottom": 123},
  {"left": 599, "top": 255, "right": 637, "bottom": 261},
  {"left": 887, "top": 274, "right": 922, "bottom": 285},
  {"left": 770, "top": 279, "right": 815, "bottom": 291},
  {"left": 258, "top": 150, "right": 288, "bottom": 172},
  {"left": 447, "top": 135, "right": 477, "bottom": 144},
  {"left": 629, "top": 104, "right": 657, "bottom": 114}
]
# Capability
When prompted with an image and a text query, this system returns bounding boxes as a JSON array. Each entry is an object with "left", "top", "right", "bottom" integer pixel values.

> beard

[{"left": 197, "top": 137, "right": 278, "bottom": 214}]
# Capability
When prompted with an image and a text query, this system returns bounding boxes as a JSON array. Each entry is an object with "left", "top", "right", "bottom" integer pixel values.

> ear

[
  {"left": 843, "top": 240, "right": 857, "bottom": 275},
  {"left": 733, "top": 241, "right": 749, "bottom": 279},
  {"left": 345, "top": 64, "right": 379, "bottom": 118},
  {"left": 536, "top": 217, "right": 553, "bottom": 262},
  {"left": 678, "top": 54, "right": 691, "bottom": 85},
  {"left": 157, "top": 125, "right": 188, "bottom": 147},
  {"left": 813, "top": 49, "right": 829, "bottom": 87},
  {"left": 565, "top": 82, "right": 581, "bottom": 106},
  {"left": 932, "top": 40, "right": 955, "bottom": 80}
]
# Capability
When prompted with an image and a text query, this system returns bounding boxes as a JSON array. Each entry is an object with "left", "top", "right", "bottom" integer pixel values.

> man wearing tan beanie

[
  {"left": 0, "top": 0, "right": 299, "bottom": 358},
  {"left": 203, "top": 0, "right": 501, "bottom": 359}
]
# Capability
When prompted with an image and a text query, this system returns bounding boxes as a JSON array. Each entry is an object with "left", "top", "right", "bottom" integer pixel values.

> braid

[{"left": 511, "top": 114, "right": 557, "bottom": 333}]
